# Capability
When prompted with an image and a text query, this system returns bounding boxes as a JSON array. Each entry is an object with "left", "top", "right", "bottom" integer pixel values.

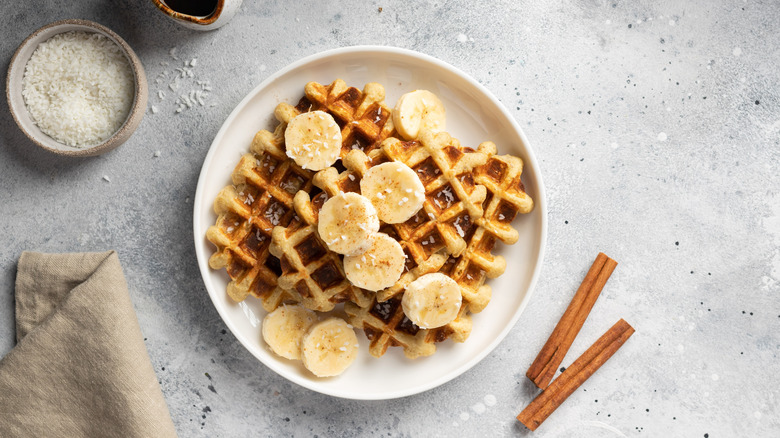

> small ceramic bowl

[{"left": 6, "top": 19, "right": 148, "bottom": 157}]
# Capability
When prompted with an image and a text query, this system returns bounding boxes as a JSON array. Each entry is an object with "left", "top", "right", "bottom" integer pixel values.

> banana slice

[
  {"left": 392, "top": 90, "right": 446, "bottom": 140},
  {"left": 261, "top": 304, "right": 318, "bottom": 360},
  {"left": 318, "top": 192, "right": 380, "bottom": 255},
  {"left": 401, "top": 273, "right": 462, "bottom": 329},
  {"left": 360, "top": 161, "right": 426, "bottom": 224},
  {"left": 301, "top": 318, "right": 359, "bottom": 377},
  {"left": 284, "top": 110, "right": 342, "bottom": 171},
  {"left": 344, "top": 233, "right": 406, "bottom": 291}
]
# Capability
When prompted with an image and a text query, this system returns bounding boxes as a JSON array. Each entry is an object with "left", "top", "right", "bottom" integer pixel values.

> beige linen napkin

[{"left": 0, "top": 251, "right": 177, "bottom": 437}]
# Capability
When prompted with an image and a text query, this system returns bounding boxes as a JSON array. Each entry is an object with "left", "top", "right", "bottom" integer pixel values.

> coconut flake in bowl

[{"left": 22, "top": 31, "right": 135, "bottom": 147}]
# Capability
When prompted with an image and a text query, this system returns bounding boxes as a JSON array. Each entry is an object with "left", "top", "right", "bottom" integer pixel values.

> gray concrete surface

[{"left": 1, "top": 0, "right": 778, "bottom": 436}]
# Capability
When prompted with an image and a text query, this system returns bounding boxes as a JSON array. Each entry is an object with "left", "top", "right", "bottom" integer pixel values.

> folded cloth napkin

[{"left": 0, "top": 251, "right": 177, "bottom": 437}]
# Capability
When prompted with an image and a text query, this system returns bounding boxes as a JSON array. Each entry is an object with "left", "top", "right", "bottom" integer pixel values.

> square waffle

[
  {"left": 206, "top": 80, "right": 396, "bottom": 310},
  {"left": 205, "top": 152, "right": 309, "bottom": 310},
  {"left": 440, "top": 144, "right": 535, "bottom": 312}
]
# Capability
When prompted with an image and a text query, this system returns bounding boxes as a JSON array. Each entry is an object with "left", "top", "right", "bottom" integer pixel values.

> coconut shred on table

[{"left": 151, "top": 47, "right": 214, "bottom": 114}]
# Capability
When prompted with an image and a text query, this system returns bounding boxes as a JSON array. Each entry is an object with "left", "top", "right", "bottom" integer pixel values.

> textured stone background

[{"left": 1, "top": 0, "right": 778, "bottom": 436}]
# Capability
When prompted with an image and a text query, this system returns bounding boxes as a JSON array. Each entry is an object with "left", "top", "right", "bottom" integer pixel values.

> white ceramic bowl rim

[{"left": 193, "top": 45, "right": 548, "bottom": 399}]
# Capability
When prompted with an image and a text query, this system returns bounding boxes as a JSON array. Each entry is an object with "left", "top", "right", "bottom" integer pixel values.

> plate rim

[{"left": 193, "top": 45, "right": 548, "bottom": 400}]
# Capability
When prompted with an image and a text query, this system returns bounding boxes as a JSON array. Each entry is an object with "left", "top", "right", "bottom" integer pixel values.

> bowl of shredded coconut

[{"left": 6, "top": 19, "right": 148, "bottom": 156}]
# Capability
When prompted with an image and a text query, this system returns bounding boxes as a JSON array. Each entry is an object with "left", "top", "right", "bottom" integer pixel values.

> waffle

[
  {"left": 205, "top": 153, "right": 310, "bottom": 311},
  {"left": 438, "top": 143, "right": 535, "bottom": 311},
  {"left": 268, "top": 191, "right": 375, "bottom": 312},
  {"left": 206, "top": 79, "right": 396, "bottom": 310},
  {"left": 474, "top": 143, "right": 535, "bottom": 244}
]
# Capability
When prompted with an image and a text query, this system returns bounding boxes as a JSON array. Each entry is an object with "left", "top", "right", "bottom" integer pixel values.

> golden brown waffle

[
  {"left": 205, "top": 152, "right": 311, "bottom": 311},
  {"left": 269, "top": 191, "right": 375, "bottom": 312},
  {"left": 206, "top": 79, "right": 396, "bottom": 310},
  {"left": 474, "top": 143, "right": 535, "bottom": 244},
  {"left": 438, "top": 142, "right": 535, "bottom": 312}
]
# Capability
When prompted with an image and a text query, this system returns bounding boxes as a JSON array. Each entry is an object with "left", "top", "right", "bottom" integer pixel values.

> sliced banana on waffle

[
  {"left": 392, "top": 90, "right": 446, "bottom": 140},
  {"left": 360, "top": 161, "right": 426, "bottom": 224},
  {"left": 318, "top": 192, "right": 380, "bottom": 255},
  {"left": 301, "top": 318, "right": 359, "bottom": 377},
  {"left": 284, "top": 110, "right": 342, "bottom": 171},
  {"left": 261, "top": 304, "right": 318, "bottom": 360},
  {"left": 401, "top": 273, "right": 462, "bottom": 329},
  {"left": 344, "top": 233, "right": 406, "bottom": 291}
]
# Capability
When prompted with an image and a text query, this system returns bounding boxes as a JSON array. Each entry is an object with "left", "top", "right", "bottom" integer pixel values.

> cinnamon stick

[
  {"left": 526, "top": 252, "right": 618, "bottom": 389},
  {"left": 517, "top": 318, "right": 635, "bottom": 431}
]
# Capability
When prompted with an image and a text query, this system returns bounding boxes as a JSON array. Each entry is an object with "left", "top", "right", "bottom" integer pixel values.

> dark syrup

[{"left": 164, "top": 0, "right": 217, "bottom": 17}]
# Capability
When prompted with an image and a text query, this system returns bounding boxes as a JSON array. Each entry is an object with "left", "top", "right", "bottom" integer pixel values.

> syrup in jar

[{"left": 164, "top": 0, "right": 218, "bottom": 17}]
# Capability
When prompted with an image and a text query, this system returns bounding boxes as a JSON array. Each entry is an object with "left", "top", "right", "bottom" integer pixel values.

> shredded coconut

[
  {"left": 22, "top": 31, "right": 134, "bottom": 147},
  {"left": 453, "top": 217, "right": 465, "bottom": 237},
  {"left": 264, "top": 202, "right": 285, "bottom": 226}
]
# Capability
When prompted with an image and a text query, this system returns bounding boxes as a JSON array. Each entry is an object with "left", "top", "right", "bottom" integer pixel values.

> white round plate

[{"left": 193, "top": 46, "right": 547, "bottom": 400}]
